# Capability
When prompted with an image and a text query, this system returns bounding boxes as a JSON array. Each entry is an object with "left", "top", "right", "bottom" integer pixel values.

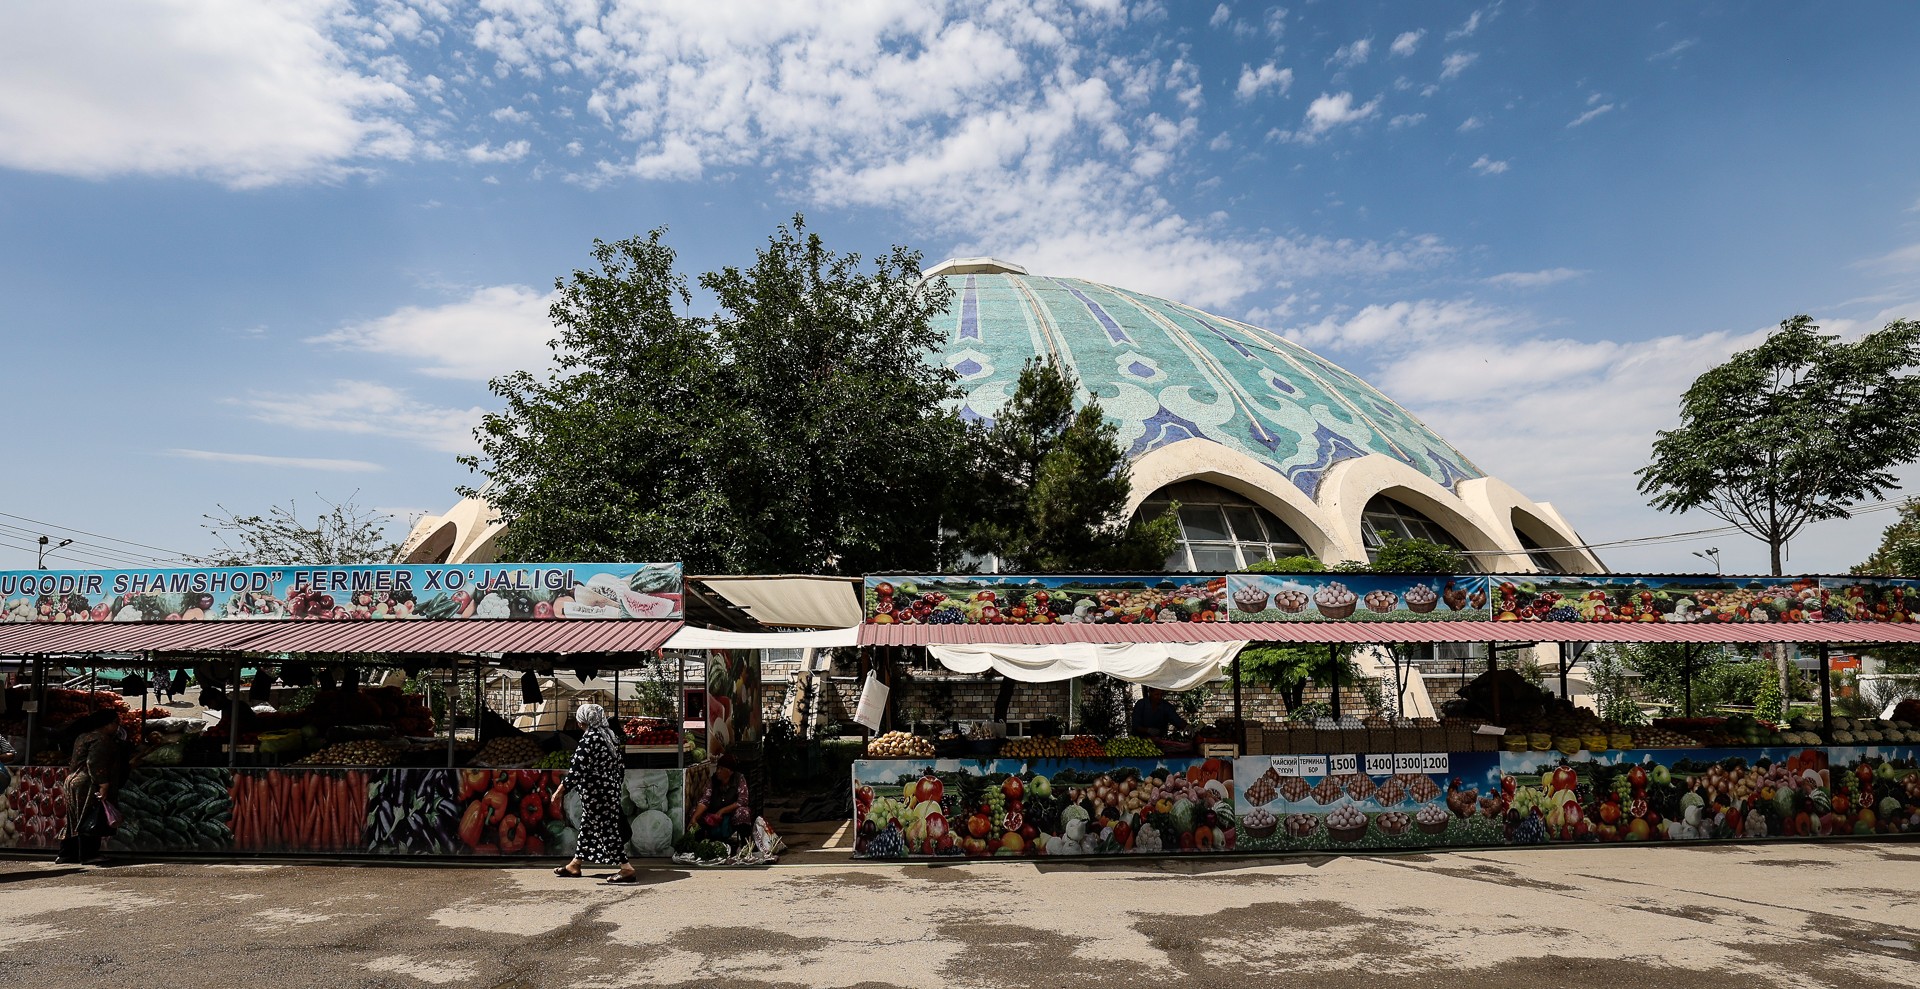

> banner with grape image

[
  {"left": 864, "top": 575, "right": 1229, "bottom": 626},
  {"left": 852, "top": 756, "right": 1237, "bottom": 858}
]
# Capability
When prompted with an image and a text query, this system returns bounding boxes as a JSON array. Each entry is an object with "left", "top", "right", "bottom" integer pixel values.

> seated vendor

[
  {"left": 690, "top": 755, "right": 751, "bottom": 845},
  {"left": 1128, "top": 687, "right": 1188, "bottom": 738}
]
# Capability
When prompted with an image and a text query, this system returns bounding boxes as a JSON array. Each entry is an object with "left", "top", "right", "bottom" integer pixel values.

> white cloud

[
  {"left": 167, "top": 449, "right": 384, "bottom": 472},
  {"left": 0, "top": 0, "right": 416, "bottom": 187},
  {"left": 1861, "top": 243, "right": 1920, "bottom": 271},
  {"left": 1287, "top": 298, "right": 1512, "bottom": 351},
  {"left": 1650, "top": 39, "right": 1697, "bottom": 60},
  {"left": 1209, "top": 4, "right": 1230, "bottom": 28},
  {"left": 310, "top": 284, "right": 556, "bottom": 380},
  {"left": 1390, "top": 30, "right": 1425, "bottom": 57},
  {"left": 1236, "top": 62, "right": 1293, "bottom": 100},
  {"left": 1471, "top": 154, "right": 1509, "bottom": 175},
  {"left": 1208, "top": 131, "right": 1233, "bottom": 152},
  {"left": 1275, "top": 91, "right": 1382, "bottom": 144},
  {"left": 490, "top": 106, "right": 531, "bottom": 124},
  {"left": 1447, "top": 10, "right": 1485, "bottom": 41},
  {"left": 1486, "top": 268, "right": 1586, "bottom": 288},
  {"left": 1388, "top": 113, "right": 1426, "bottom": 129},
  {"left": 237, "top": 380, "right": 484, "bottom": 454},
  {"left": 464, "top": 139, "right": 530, "bottom": 163},
  {"left": 1457, "top": 116, "right": 1484, "bottom": 133},
  {"left": 1330, "top": 38, "right": 1372, "bottom": 67},
  {"left": 1440, "top": 51, "right": 1479, "bottom": 80},
  {"left": 1568, "top": 104, "right": 1615, "bottom": 128}
]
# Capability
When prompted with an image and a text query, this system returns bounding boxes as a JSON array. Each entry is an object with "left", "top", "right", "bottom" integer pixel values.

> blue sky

[{"left": 2, "top": 1, "right": 1919, "bottom": 575}]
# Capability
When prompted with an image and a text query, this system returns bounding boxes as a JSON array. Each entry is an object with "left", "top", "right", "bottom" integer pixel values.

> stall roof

[
  {"left": 0, "top": 619, "right": 681, "bottom": 656},
  {"left": 688, "top": 574, "right": 863, "bottom": 629},
  {"left": 859, "top": 620, "right": 1920, "bottom": 646}
]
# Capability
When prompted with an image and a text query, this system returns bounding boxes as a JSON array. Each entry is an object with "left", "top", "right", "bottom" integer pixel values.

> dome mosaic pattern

[{"left": 930, "top": 273, "right": 1483, "bottom": 499}]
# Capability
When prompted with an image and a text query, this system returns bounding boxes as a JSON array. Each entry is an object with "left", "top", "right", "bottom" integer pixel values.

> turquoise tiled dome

[{"left": 928, "top": 268, "right": 1483, "bottom": 499}]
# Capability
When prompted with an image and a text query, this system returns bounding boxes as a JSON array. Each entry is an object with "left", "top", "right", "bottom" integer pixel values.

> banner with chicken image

[{"left": 0, "top": 562, "right": 681, "bottom": 624}]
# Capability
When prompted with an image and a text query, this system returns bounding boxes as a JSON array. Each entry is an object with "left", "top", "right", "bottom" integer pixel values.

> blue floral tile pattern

[{"left": 929, "top": 273, "right": 1484, "bottom": 497}]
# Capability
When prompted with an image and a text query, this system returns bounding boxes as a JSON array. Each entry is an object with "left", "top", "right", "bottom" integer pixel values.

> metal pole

[
  {"left": 229, "top": 660, "right": 242, "bottom": 769},
  {"left": 1327, "top": 644, "right": 1342, "bottom": 721},
  {"left": 445, "top": 662, "right": 457, "bottom": 769},
  {"left": 1558, "top": 642, "right": 1570, "bottom": 701},
  {"left": 473, "top": 662, "right": 483, "bottom": 740},
  {"left": 676, "top": 651, "right": 686, "bottom": 770},
  {"left": 1818, "top": 642, "right": 1832, "bottom": 740},
  {"left": 24, "top": 654, "right": 42, "bottom": 765},
  {"left": 1232, "top": 649, "right": 1243, "bottom": 732},
  {"left": 1682, "top": 644, "right": 1694, "bottom": 718}
]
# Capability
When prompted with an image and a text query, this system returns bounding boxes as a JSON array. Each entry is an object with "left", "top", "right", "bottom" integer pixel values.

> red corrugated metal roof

[
  {"left": 858, "top": 620, "right": 1920, "bottom": 646},
  {"left": 0, "top": 619, "right": 681, "bottom": 656}
]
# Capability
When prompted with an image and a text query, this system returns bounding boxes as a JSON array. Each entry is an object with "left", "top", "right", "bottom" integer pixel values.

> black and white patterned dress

[{"left": 563, "top": 736, "right": 627, "bottom": 864}]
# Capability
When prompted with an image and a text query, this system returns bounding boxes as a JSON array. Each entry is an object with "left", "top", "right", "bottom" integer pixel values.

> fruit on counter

[
  {"left": 294, "top": 741, "right": 397, "bottom": 766},
  {"left": 1103, "top": 737, "right": 1161, "bottom": 758},
  {"left": 472, "top": 736, "right": 544, "bottom": 767},
  {"left": 1001, "top": 736, "right": 1067, "bottom": 758},
  {"left": 1064, "top": 736, "right": 1107, "bottom": 758},
  {"left": 866, "top": 731, "right": 935, "bottom": 758}
]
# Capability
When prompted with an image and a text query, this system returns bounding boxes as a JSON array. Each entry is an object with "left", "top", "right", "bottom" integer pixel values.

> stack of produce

[
  {"left": 533, "top": 749, "right": 570, "bottom": 770},
  {"left": 112, "top": 768, "right": 233, "bottom": 852},
  {"left": 230, "top": 769, "right": 366, "bottom": 852},
  {"left": 866, "top": 731, "right": 934, "bottom": 758},
  {"left": 966, "top": 723, "right": 997, "bottom": 740},
  {"left": 1103, "top": 736, "right": 1160, "bottom": 758},
  {"left": 472, "top": 735, "right": 543, "bottom": 767},
  {"left": 1064, "top": 736, "right": 1106, "bottom": 758},
  {"left": 294, "top": 741, "right": 397, "bottom": 766},
  {"left": 1828, "top": 717, "right": 1919, "bottom": 744},
  {"left": 1002, "top": 736, "right": 1066, "bottom": 758},
  {"left": 1628, "top": 724, "right": 1701, "bottom": 748},
  {"left": 624, "top": 725, "right": 680, "bottom": 746}
]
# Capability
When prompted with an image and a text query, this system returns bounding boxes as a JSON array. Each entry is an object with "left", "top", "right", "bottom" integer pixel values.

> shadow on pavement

[{"left": 0, "top": 866, "right": 87, "bottom": 884}]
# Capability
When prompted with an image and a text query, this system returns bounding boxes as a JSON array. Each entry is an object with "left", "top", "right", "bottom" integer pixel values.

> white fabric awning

[
  {"left": 663, "top": 626, "right": 858, "bottom": 650},
  {"left": 929, "top": 641, "right": 1245, "bottom": 691},
  {"left": 692, "top": 574, "right": 863, "bottom": 628}
]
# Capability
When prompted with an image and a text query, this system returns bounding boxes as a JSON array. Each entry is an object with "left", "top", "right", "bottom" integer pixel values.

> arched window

[
  {"left": 1515, "top": 528, "right": 1568, "bottom": 574},
  {"left": 1135, "top": 481, "right": 1310, "bottom": 572},
  {"left": 1359, "top": 495, "right": 1480, "bottom": 572}
]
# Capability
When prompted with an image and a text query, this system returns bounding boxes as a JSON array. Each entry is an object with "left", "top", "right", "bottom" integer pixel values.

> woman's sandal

[
  {"left": 553, "top": 865, "right": 583, "bottom": 877},
  {"left": 603, "top": 872, "right": 640, "bottom": 885}
]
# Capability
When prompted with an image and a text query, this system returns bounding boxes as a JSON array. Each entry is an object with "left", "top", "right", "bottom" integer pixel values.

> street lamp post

[
  {"left": 36, "top": 535, "right": 73, "bottom": 569},
  {"left": 1691, "top": 547, "right": 1721, "bottom": 574}
]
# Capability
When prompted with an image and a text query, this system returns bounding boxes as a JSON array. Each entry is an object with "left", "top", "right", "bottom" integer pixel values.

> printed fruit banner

[
  {"left": 704, "top": 650, "right": 761, "bottom": 758},
  {"left": 851, "top": 756, "right": 1237, "bottom": 858},
  {"left": 1486, "top": 574, "right": 1834, "bottom": 623},
  {"left": 1496, "top": 746, "right": 1920, "bottom": 842},
  {"left": 0, "top": 562, "right": 682, "bottom": 623},
  {"left": 1817, "top": 577, "right": 1920, "bottom": 623},
  {"left": 111, "top": 767, "right": 233, "bottom": 853},
  {"left": 1226, "top": 574, "right": 1488, "bottom": 621},
  {"left": 1, "top": 767, "right": 68, "bottom": 850},
  {"left": 864, "top": 575, "right": 1229, "bottom": 625},
  {"left": 1231, "top": 752, "right": 1503, "bottom": 851}
]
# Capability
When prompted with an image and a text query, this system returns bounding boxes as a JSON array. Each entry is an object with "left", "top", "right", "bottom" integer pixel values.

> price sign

[
  {"left": 1365, "top": 753, "right": 1397, "bottom": 775},
  {"left": 1327, "top": 753, "right": 1358, "bottom": 776},
  {"left": 1389, "top": 753, "right": 1419, "bottom": 773},
  {"left": 1271, "top": 756, "right": 1301, "bottom": 777},
  {"left": 1419, "top": 752, "right": 1450, "bottom": 774},
  {"left": 1296, "top": 756, "right": 1329, "bottom": 777}
]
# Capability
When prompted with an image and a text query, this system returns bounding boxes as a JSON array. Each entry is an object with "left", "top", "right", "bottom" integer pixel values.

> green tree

[
  {"left": 195, "top": 493, "right": 398, "bottom": 566},
  {"left": 1851, "top": 497, "right": 1920, "bottom": 673},
  {"left": 461, "top": 218, "right": 972, "bottom": 574},
  {"left": 1236, "top": 556, "right": 1376, "bottom": 714},
  {"left": 1586, "top": 645, "right": 1648, "bottom": 726},
  {"left": 957, "top": 358, "right": 1178, "bottom": 571},
  {"left": 1637, "top": 315, "right": 1920, "bottom": 575}
]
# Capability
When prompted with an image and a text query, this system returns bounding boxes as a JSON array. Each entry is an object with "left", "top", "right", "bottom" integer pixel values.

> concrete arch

[
  {"left": 399, "top": 520, "right": 460, "bottom": 564},
  {"left": 1455, "top": 476, "right": 1604, "bottom": 574},
  {"left": 1318, "top": 455, "right": 1519, "bottom": 567},
  {"left": 1125, "top": 439, "right": 1342, "bottom": 560}
]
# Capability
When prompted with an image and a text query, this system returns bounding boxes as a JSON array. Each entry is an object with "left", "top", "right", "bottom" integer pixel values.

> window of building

[
  {"left": 1359, "top": 495, "right": 1480, "bottom": 572},
  {"left": 1515, "top": 527, "right": 1568, "bottom": 574},
  {"left": 1135, "top": 481, "right": 1310, "bottom": 572}
]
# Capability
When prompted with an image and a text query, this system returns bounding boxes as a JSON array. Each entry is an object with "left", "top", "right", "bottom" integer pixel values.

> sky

[{"left": 2, "top": 1, "right": 1919, "bottom": 576}]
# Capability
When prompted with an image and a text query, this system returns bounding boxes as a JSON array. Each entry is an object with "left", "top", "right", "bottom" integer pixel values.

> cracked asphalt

[{"left": 1, "top": 841, "right": 1917, "bottom": 988}]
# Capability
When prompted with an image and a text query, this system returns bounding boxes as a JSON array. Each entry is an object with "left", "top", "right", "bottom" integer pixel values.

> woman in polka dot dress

[{"left": 550, "top": 703, "right": 638, "bottom": 884}]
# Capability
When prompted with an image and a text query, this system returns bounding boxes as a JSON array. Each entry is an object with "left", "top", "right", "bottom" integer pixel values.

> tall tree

[
  {"left": 1637, "top": 315, "right": 1920, "bottom": 575},
  {"left": 1852, "top": 497, "right": 1920, "bottom": 673},
  {"left": 462, "top": 219, "right": 972, "bottom": 574},
  {"left": 195, "top": 494, "right": 398, "bottom": 566},
  {"left": 957, "top": 358, "right": 1177, "bottom": 571}
]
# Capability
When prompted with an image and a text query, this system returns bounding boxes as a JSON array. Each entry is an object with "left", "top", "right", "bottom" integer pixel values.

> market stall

[
  {"left": 849, "top": 571, "right": 1920, "bottom": 859},
  {"left": 0, "top": 562, "right": 698, "bottom": 860}
]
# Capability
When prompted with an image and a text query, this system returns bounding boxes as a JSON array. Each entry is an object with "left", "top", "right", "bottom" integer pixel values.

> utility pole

[{"left": 36, "top": 535, "right": 73, "bottom": 569}]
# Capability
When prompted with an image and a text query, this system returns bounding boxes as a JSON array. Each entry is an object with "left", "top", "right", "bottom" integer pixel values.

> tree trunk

[{"left": 1771, "top": 536, "right": 1783, "bottom": 577}]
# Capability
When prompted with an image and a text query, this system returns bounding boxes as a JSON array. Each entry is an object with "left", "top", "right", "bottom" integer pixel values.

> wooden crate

[
  {"left": 1201, "top": 743, "right": 1240, "bottom": 758},
  {"left": 1365, "top": 727, "right": 1398, "bottom": 753},
  {"left": 1241, "top": 720, "right": 1266, "bottom": 755}
]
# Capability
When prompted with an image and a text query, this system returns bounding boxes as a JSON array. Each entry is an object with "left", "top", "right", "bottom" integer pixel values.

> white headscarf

[{"left": 574, "top": 702, "right": 621, "bottom": 753}]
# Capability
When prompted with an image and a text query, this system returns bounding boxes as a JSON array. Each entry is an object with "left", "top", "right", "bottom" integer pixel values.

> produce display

[
  {"left": 472, "top": 736, "right": 544, "bottom": 767},
  {"left": 230, "top": 769, "right": 367, "bottom": 853},
  {"left": 452, "top": 769, "right": 559, "bottom": 856},
  {"left": 110, "top": 768, "right": 232, "bottom": 853},
  {"left": 866, "top": 731, "right": 934, "bottom": 758},
  {"left": 1103, "top": 737, "right": 1161, "bottom": 758},
  {"left": 623, "top": 720, "right": 680, "bottom": 746},
  {"left": 1064, "top": 736, "right": 1107, "bottom": 758},
  {"left": 853, "top": 757, "right": 1236, "bottom": 858},
  {"left": 1001, "top": 737, "right": 1067, "bottom": 758},
  {"left": 1, "top": 767, "right": 66, "bottom": 848},
  {"left": 294, "top": 741, "right": 397, "bottom": 767},
  {"left": 864, "top": 576, "right": 1230, "bottom": 625},
  {"left": 622, "top": 769, "right": 685, "bottom": 857},
  {"left": 366, "top": 769, "right": 462, "bottom": 855}
]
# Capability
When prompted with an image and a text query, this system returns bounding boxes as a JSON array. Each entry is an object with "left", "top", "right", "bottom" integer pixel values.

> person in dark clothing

[
  {"left": 1128, "top": 687, "right": 1188, "bottom": 738},
  {"left": 691, "top": 755, "right": 751, "bottom": 845},
  {"left": 57, "top": 710, "right": 126, "bottom": 865}
]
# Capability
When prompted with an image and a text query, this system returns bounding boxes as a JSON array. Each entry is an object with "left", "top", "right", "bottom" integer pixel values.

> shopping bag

[
  {"left": 79, "top": 797, "right": 115, "bottom": 839},
  {"left": 101, "top": 799, "right": 122, "bottom": 829}
]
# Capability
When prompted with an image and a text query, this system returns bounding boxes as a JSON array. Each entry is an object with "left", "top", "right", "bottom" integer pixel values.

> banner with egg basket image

[
  {"left": 864, "top": 575, "right": 1230, "bottom": 626},
  {"left": 1232, "top": 752, "right": 1504, "bottom": 851},
  {"left": 1496, "top": 745, "right": 1920, "bottom": 844},
  {"left": 851, "top": 756, "right": 1236, "bottom": 858},
  {"left": 1226, "top": 574, "right": 1489, "bottom": 621}
]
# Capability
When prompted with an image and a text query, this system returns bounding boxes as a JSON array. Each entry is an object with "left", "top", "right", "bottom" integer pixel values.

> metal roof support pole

[
  {"left": 676, "top": 652, "right": 686, "bottom": 771},
  {"left": 1558, "top": 643, "right": 1571, "bottom": 701},
  {"left": 1818, "top": 642, "right": 1832, "bottom": 739},
  {"left": 1488, "top": 642, "right": 1499, "bottom": 727},
  {"left": 1682, "top": 644, "right": 1694, "bottom": 718},
  {"left": 473, "top": 662, "right": 483, "bottom": 742},
  {"left": 1232, "top": 648, "right": 1243, "bottom": 732},
  {"left": 446, "top": 663, "right": 458, "bottom": 769},
  {"left": 1327, "top": 644, "right": 1341, "bottom": 721},
  {"left": 23, "top": 653, "right": 43, "bottom": 765},
  {"left": 229, "top": 660, "right": 242, "bottom": 769}
]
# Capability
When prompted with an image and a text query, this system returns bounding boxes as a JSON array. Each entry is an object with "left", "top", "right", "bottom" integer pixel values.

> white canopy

[
  {"left": 663, "top": 625, "right": 858, "bottom": 651},
  {"left": 929, "top": 641, "right": 1245, "bottom": 691}
]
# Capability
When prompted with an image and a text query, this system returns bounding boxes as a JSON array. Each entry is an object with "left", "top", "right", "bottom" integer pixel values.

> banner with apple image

[{"left": 864, "top": 575, "right": 1229, "bottom": 625}]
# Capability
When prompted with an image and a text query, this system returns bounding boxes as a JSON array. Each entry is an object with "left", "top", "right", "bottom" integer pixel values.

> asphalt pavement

[{"left": 1, "top": 840, "right": 1917, "bottom": 989}]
